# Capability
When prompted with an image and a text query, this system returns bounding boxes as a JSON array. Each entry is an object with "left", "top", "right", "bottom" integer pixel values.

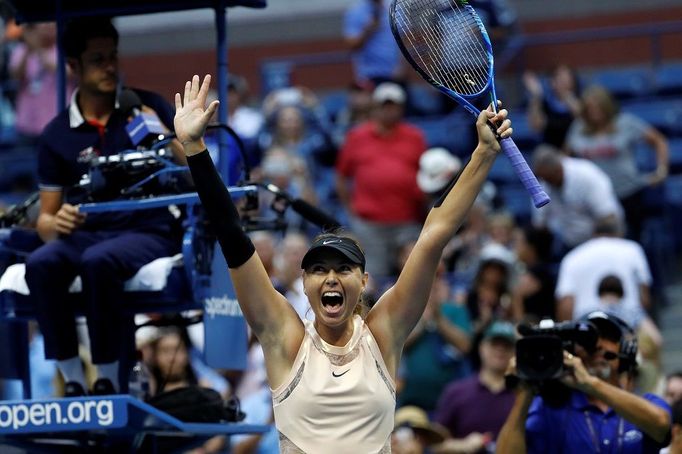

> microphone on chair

[{"left": 119, "top": 89, "right": 167, "bottom": 148}]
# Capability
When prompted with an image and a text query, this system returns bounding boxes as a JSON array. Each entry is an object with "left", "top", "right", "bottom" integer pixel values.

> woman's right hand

[{"left": 174, "top": 74, "right": 220, "bottom": 156}]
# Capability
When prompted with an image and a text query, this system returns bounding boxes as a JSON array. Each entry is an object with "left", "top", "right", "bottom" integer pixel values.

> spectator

[
  {"left": 343, "top": 0, "right": 403, "bottom": 86},
  {"left": 466, "top": 255, "right": 512, "bottom": 342},
  {"left": 250, "top": 231, "right": 278, "bottom": 280},
  {"left": 592, "top": 274, "right": 664, "bottom": 394},
  {"left": 666, "top": 373, "right": 682, "bottom": 406},
  {"left": 565, "top": 84, "right": 669, "bottom": 241},
  {"left": 8, "top": 22, "right": 72, "bottom": 147},
  {"left": 531, "top": 143, "right": 623, "bottom": 251},
  {"left": 485, "top": 212, "right": 517, "bottom": 255},
  {"left": 226, "top": 73, "right": 263, "bottom": 141},
  {"left": 336, "top": 82, "right": 426, "bottom": 277},
  {"left": 258, "top": 102, "right": 336, "bottom": 205},
  {"left": 523, "top": 64, "right": 581, "bottom": 148},
  {"left": 496, "top": 312, "right": 671, "bottom": 454},
  {"left": 432, "top": 320, "right": 517, "bottom": 454},
  {"left": 555, "top": 219, "right": 654, "bottom": 324},
  {"left": 392, "top": 406, "right": 449, "bottom": 454},
  {"left": 273, "top": 231, "right": 312, "bottom": 320},
  {"left": 444, "top": 199, "right": 492, "bottom": 279},
  {"left": 148, "top": 327, "right": 199, "bottom": 395},
  {"left": 661, "top": 399, "right": 682, "bottom": 454},
  {"left": 257, "top": 147, "right": 318, "bottom": 234},
  {"left": 24, "top": 17, "right": 183, "bottom": 396},
  {"left": 398, "top": 240, "right": 473, "bottom": 412},
  {"left": 469, "top": 0, "right": 518, "bottom": 52},
  {"left": 332, "top": 80, "right": 375, "bottom": 147},
  {"left": 416, "top": 147, "right": 463, "bottom": 208},
  {"left": 510, "top": 225, "right": 556, "bottom": 324}
]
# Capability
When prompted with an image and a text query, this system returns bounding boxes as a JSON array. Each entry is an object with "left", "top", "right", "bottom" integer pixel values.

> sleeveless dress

[{"left": 272, "top": 315, "right": 396, "bottom": 453}]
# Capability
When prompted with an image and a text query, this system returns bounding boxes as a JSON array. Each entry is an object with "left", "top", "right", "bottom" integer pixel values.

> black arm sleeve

[{"left": 186, "top": 150, "right": 255, "bottom": 268}]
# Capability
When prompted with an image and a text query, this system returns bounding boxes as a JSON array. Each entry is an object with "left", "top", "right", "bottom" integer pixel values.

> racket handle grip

[{"left": 500, "top": 137, "right": 550, "bottom": 208}]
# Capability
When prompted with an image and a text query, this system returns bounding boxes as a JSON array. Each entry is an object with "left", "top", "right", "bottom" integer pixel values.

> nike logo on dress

[{"left": 332, "top": 369, "right": 350, "bottom": 378}]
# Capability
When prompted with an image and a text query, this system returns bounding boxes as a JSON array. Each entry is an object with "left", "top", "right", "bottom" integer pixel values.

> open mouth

[{"left": 321, "top": 291, "right": 344, "bottom": 315}]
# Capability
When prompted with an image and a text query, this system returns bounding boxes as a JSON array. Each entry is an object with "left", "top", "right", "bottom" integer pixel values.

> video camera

[
  {"left": 68, "top": 147, "right": 188, "bottom": 203},
  {"left": 515, "top": 319, "right": 599, "bottom": 383}
]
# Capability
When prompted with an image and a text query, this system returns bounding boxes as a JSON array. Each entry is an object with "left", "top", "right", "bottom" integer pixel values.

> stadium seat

[
  {"left": 620, "top": 97, "right": 682, "bottom": 137},
  {"left": 664, "top": 175, "right": 682, "bottom": 251},
  {"left": 488, "top": 155, "right": 519, "bottom": 185},
  {"left": 0, "top": 146, "right": 39, "bottom": 192},
  {"left": 670, "top": 138, "right": 682, "bottom": 174},
  {"left": 653, "top": 61, "right": 682, "bottom": 96},
  {"left": 505, "top": 112, "right": 541, "bottom": 152},
  {"left": 587, "top": 66, "right": 653, "bottom": 100},
  {"left": 319, "top": 89, "right": 348, "bottom": 123},
  {"left": 497, "top": 183, "right": 533, "bottom": 225},
  {"left": 407, "top": 83, "right": 444, "bottom": 117},
  {"left": 409, "top": 113, "right": 475, "bottom": 155}
]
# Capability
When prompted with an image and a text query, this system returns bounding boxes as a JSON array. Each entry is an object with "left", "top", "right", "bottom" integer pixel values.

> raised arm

[
  {"left": 174, "top": 75, "right": 304, "bottom": 375},
  {"left": 367, "top": 106, "right": 512, "bottom": 368}
]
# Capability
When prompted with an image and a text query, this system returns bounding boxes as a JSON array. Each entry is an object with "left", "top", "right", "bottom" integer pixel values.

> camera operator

[
  {"left": 496, "top": 312, "right": 671, "bottom": 454},
  {"left": 24, "top": 17, "right": 183, "bottom": 397}
]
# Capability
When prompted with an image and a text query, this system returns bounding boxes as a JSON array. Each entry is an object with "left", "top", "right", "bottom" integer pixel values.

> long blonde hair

[{"left": 580, "top": 84, "right": 620, "bottom": 134}]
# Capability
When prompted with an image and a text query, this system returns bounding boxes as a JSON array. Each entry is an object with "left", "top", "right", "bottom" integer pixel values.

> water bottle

[{"left": 128, "top": 351, "right": 151, "bottom": 401}]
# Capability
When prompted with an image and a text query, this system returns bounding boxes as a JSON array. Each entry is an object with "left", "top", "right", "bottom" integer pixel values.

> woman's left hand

[
  {"left": 174, "top": 74, "right": 219, "bottom": 153},
  {"left": 475, "top": 102, "right": 513, "bottom": 154}
]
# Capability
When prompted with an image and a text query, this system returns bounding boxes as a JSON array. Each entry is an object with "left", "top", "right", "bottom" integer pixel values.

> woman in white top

[{"left": 173, "top": 75, "right": 513, "bottom": 453}]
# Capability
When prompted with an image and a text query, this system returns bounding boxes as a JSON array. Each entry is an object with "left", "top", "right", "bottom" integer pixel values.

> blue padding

[
  {"left": 0, "top": 146, "right": 38, "bottom": 191},
  {"left": 408, "top": 84, "right": 444, "bottom": 117},
  {"left": 588, "top": 66, "right": 653, "bottom": 99},
  {"left": 409, "top": 113, "right": 474, "bottom": 154},
  {"left": 654, "top": 62, "right": 682, "bottom": 96},
  {"left": 499, "top": 184, "right": 533, "bottom": 224},
  {"left": 320, "top": 90, "right": 348, "bottom": 122},
  {"left": 621, "top": 97, "right": 682, "bottom": 137}
]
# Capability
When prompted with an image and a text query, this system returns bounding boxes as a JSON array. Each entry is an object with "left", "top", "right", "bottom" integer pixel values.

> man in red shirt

[{"left": 336, "top": 82, "right": 426, "bottom": 277}]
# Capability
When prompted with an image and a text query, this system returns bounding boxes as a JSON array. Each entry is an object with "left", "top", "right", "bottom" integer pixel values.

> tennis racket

[{"left": 389, "top": 0, "right": 550, "bottom": 208}]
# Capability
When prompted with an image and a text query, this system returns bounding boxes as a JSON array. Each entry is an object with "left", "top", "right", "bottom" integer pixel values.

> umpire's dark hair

[{"left": 62, "top": 16, "right": 119, "bottom": 60}]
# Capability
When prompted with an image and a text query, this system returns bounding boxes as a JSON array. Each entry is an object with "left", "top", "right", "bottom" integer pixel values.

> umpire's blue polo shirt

[
  {"left": 37, "top": 87, "right": 178, "bottom": 232},
  {"left": 526, "top": 390, "right": 671, "bottom": 453}
]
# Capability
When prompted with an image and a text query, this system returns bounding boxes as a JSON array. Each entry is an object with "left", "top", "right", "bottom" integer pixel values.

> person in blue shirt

[
  {"left": 24, "top": 17, "right": 183, "bottom": 397},
  {"left": 496, "top": 311, "right": 671, "bottom": 453},
  {"left": 343, "top": 0, "right": 402, "bottom": 86}
]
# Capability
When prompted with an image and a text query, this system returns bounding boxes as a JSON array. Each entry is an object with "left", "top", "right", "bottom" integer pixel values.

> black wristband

[{"left": 187, "top": 150, "right": 255, "bottom": 268}]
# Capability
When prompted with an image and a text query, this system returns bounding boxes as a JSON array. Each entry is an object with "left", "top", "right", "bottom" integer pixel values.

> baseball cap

[
  {"left": 373, "top": 82, "right": 406, "bottom": 104},
  {"left": 483, "top": 320, "right": 517, "bottom": 343},
  {"left": 393, "top": 406, "right": 449, "bottom": 445},
  {"left": 301, "top": 235, "right": 366, "bottom": 271},
  {"left": 417, "top": 147, "right": 462, "bottom": 194}
]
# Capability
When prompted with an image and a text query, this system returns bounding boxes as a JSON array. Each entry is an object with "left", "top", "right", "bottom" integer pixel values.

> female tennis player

[{"left": 174, "top": 74, "right": 513, "bottom": 453}]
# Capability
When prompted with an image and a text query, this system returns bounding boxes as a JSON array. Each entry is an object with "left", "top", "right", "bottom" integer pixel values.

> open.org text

[{"left": 0, "top": 399, "right": 114, "bottom": 430}]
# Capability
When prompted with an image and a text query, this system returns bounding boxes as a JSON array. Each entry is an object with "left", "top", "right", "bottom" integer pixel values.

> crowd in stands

[{"left": 0, "top": 1, "right": 681, "bottom": 452}]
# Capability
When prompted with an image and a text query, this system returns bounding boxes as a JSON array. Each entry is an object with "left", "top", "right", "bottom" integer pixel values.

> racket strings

[{"left": 394, "top": 0, "right": 492, "bottom": 96}]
